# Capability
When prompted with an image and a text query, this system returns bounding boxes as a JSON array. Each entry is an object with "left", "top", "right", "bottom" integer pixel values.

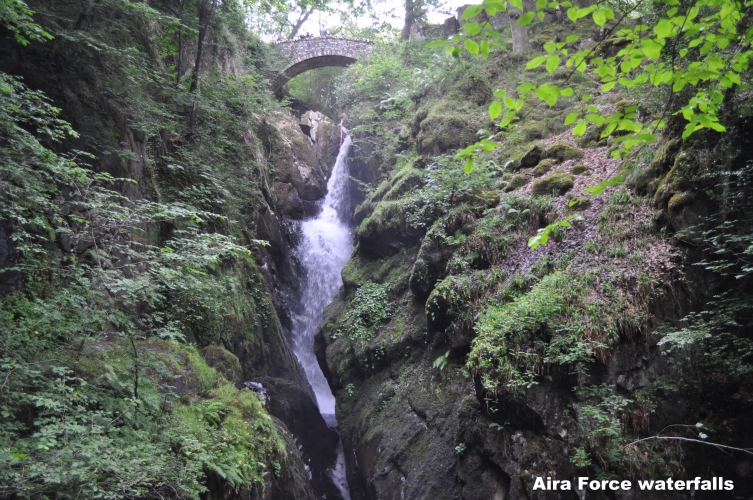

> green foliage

[
  {"left": 433, "top": 350, "right": 450, "bottom": 371},
  {"left": 469, "top": 261, "right": 650, "bottom": 393},
  {"left": 0, "top": 348, "right": 284, "bottom": 499},
  {"left": 403, "top": 155, "right": 499, "bottom": 230},
  {"left": 440, "top": 0, "right": 753, "bottom": 189},
  {"left": 0, "top": 1, "right": 289, "bottom": 497},
  {"left": 336, "top": 281, "right": 392, "bottom": 344},
  {"left": 0, "top": 0, "right": 52, "bottom": 45}
]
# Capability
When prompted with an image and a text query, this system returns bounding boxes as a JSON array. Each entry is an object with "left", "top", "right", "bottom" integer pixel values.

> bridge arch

[{"left": 272, "top": 37, "right": 373, "bottom": 92}]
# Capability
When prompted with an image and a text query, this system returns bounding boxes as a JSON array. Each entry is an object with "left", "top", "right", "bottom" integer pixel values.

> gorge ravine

[{"left": 292, "top": 129, "right": 354, "bottom": 500}]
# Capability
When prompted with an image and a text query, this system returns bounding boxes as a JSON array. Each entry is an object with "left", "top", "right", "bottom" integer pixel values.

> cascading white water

[{"left": 292, "top": 128, "right": 353, "bottom": 499}]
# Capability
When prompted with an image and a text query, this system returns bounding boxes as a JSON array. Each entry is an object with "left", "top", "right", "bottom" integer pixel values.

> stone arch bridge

[{"left": 272, "top": 37, "right": 373, "bottom": 92}]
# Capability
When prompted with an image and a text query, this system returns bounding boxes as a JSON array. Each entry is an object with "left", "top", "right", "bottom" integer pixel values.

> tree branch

[{"left": 625, "top": 436, "right": 753, "bottom": 457}]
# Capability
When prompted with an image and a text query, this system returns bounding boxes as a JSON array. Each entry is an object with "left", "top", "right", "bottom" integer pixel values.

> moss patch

[
  {"left": 571, "top": 164, "right": 588, "bottom": 175},
  {"left": 532, "top": 170, "right": 574, "bottom": 195},
  {"left": 667, "top": 191, "right": 695, "bottom": 212},
  {"left": 519, "top": 144, "right": 544, "bottom": 169},
  {"left": 533, "top": 159, "right": 554, "bottom": 177},
  {"left": 545, "top": 142, "right": 584, "bottom": 163},
  {"left": 200, "top": 345, "right": 243, "bottom": 386},
  {"left": 504, "top": 174, "right": 528, "bottom": 192}
]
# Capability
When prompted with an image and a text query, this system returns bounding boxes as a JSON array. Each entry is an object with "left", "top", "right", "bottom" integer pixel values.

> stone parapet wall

[{"left": 271, "top": 37, "right": 373, "bottom": 91}]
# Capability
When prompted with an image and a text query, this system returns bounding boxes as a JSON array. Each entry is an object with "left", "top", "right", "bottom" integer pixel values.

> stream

[{"left": 292, "top": 128, "right": 354, "bottom": 499}]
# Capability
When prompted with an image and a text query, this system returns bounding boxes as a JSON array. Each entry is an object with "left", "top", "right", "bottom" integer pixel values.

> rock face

[
  {"left": 314, "top": 129, "right": 753, "bottom": 500},
  {"left": 246, "top": 111, "right": 350, "bottom": 499}
]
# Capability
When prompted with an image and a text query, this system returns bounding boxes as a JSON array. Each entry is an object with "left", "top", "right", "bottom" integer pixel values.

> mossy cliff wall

[
  {"left": 0, "top": 1, "right": 342, "bottom": 495},
  {"left": 314, "top": 75, "right": 753, "bottom": 499}
]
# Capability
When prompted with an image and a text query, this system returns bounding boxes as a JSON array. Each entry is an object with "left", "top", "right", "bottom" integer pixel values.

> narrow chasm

[{"left": 289, "top": 127, "right": 355, "bottom": 500}]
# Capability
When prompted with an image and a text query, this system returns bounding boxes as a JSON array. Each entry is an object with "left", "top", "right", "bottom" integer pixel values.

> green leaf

[
  {"left": 461, "top": 5, "right": 483, "bottom": 19},
  {"left": 565, "top": 35, "right": 579, "bottom": 43},
  {"left": 564, "top": 113, "right": 579, "bottom": 125},
  {"left": 593, "top": 10, "right": 606, "bottom": 26},
  {"left": 546, "top": 54, "right": 560, "bottom": 74},
  {"left": 427, "top": 40, "right": 450, "bottom": 48},
  {"left": 464, "top": 157, "right": 475, "bottom": 175},
  {"left": 465, "top": 39, "right": 479, "bottom": 55},
  {"left": 508, "top": 0, "right": 524, "bottom": 10},
  {"left": 583, "top": 175, "right": 624, "bottom": 195},
  {"left": 535, "top": 83, "right": 560, "bottom": 106},
  {"left": 518, "top": 83, "right": 536, "bottom": 93},
  {"left": 480, "top": 40, "right": 490, "bottom": 60},
  {"left": 489, "top": 100, "right": 503, "bottom": 120},
  {"left": 573, "top": 121, "right": 587, "bottom": 136},
  {"left": 654, "top": 19, "right": 674, "bottom": 39},
  {"left": 641, "top": 39, "right": 663, "bottom": 59},
  {"left": 725, "top": 71, "right": 741, "bottom": 86},
  {"left": 526, "top": 56, "right": 547, "bottom": 69},
  {"left": 518, "top": 11, "right": 535, "bottom": 26},
  {"left": 536, "top": 0, "right": 547, "bottom": 9},
  {"left": 463, "top": 23, "right": 482, "bottom": 36}
]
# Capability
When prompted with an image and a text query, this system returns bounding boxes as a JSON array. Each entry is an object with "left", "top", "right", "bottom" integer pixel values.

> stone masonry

[{"left": 271, "top": 37, "right": 373, "bottom": 91}]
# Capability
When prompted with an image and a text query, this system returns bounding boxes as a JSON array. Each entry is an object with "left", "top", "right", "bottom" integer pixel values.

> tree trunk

[
  {"left": 287, "top": 6, "right": 314, "bottom": 40},
  {"left": 508, "top": 1, "right": 530, "bottom": 53},
  {"left": 175, "top": 1, "right": 186, "bottom": 84},
  {"left": 401, "top": 0, "right": 416, "bottom": 41},
  {"left": 188, "top": 0, "right": 218, "bottom": 134}
]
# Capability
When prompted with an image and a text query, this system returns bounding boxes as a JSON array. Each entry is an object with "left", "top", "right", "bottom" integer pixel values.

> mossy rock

[
  {"left": 519, "top": 144, "right": 543, "bottom": 169},
  {"left": 504, "top": 174, "right": 528, "bottom": 192},
  {"left": 531, "top": 170, "right": 574, "bottom": 195},
  {"left": 668, "top": 191, "right": 695, "bottom": 212},
  {"left": 522, "top": 121, "right": 544, "bottom": 141},
  {"left": 357, "top": 200, "right": 423, "bottom": 256},
  {"left": 615, "top": 100, "right": 635, "bottom": 114},
  {"left": 571, "top": 164, "right": 588, "bottom": 175},
  {"left": 457, "top": 73, "right": 493, "bottom": 106},
  {"left": 200, "top": 345, "right": 243, "bottom": 387},
  {"left": 415, "top": 101, "right": 485, "bottom": 155},
  {"left": 354, "top": 166, "right": 425, "bottom": 224},
  {"left": 532, "top": 159, "right": 554, "bottom": 177},
  {"left": 625, "top": 138, "right": 682, "bottom": 195},
  {"left": 544, "top": 142, "right": 584, "bottom": 163}
]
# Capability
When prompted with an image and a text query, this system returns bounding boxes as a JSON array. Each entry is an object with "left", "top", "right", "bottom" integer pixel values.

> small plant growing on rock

[
  {"left": 337, "top": 281, "right": 392, "bottom": 344},
  {"left": 433, "top": 350, "right": 450, "bottom": 371}
]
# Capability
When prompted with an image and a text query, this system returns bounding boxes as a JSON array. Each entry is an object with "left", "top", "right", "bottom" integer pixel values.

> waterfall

[{"left": 292, "top": 128, "right": 353, "bottom": 499}]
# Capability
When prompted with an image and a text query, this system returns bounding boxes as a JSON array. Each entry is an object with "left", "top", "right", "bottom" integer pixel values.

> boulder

[
  {"left": 504, "top": 174, "right": 527, "bottom": 192},
  {"left": 571, "top": 164, "right": 588, "bottom": 175},
  {"left": 544, "top": 141, "right": 584, "bottom": 163},
  {"left": 532, "top": 159, "right": 554, "bottom": 177},
  {"left": 200, "top": 345, "right": 243, "bottom": 387},
  {"left": 519, "top": 144, "right": 543, "bottom": 169},
  {"left": 251, "top": 376, "right": 342, "bottom": 500},
  {"left": 531, "top": 170, "right": 574, "bottom": 195}
]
